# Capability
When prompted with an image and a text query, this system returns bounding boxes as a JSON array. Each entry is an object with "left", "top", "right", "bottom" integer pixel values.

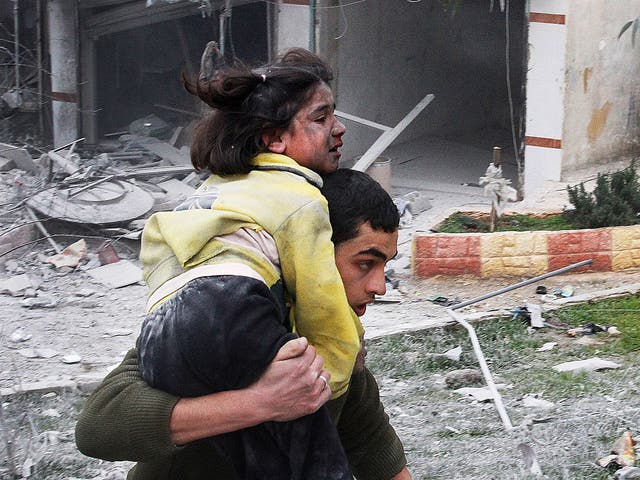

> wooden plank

[{"left": 352, "top": 93, "right": 435, "bottom": 172}]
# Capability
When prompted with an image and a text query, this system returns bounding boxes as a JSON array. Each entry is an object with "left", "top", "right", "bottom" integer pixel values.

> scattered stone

[
  {"left": 86, "top": 260, "right": 142, "bottom": 288},
  {"left": 103, "top": 328, "right": 133, "bottom": 337},
  {"left": 46, "top": 239, "right": 88, "bottom": 269},
  {"left": 522, "top": 395, "right": 555, "bottom": 409},
  {"left": 445, "top": 368, "right": 483, "bottom": 389},
  {"left": 536, "top": 342, "right": 557, "bottom": 352},
  {"left": 61, "top": 352, "right": 82, "bottom": 364},
  {"left": 17, "top": 348, "right": 58, "bottom": 359},
  {"left": 427, "top": 346, "right": 462, "bottom": 362},
  {"left": 9, "top": 328, "right": 32, "bottom": 343},
  {"left": 454, "top": 384, "right": 507, "bottom": 402},
  {"left": 553, "top": 357, "right": 621, "bottom": 373},
  {"left": 21, "top": 295, "right": 58, "bottom": 309},
  {"left": 0, "top": 273, "right": 34, "bottom": 296}
]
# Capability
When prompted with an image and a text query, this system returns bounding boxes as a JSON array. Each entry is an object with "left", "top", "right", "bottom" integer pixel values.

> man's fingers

[{"left": 274, "top": 337, "right": 308, "bottom": 361}]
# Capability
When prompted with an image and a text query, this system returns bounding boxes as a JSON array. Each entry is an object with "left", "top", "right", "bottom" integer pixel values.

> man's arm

[{"left": 76, "top": 337, "right": 330, "bottom": 461}]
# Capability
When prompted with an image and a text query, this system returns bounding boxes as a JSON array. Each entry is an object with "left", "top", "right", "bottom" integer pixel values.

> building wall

[
  {"left": 327, "top": 1, "right": 525, "bottom": 166},
  {"left": 562, "top": 1, "right": 640, "bottom": 174}
]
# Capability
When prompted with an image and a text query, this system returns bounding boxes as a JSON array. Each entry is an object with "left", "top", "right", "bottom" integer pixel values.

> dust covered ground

[{"left": 2, "top": 169, "right": 640, "bottom": 479}]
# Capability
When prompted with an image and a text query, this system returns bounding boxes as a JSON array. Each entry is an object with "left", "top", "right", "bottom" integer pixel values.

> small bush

[{"left": 566, "top": 161, "right": 640, "bottom": 228}]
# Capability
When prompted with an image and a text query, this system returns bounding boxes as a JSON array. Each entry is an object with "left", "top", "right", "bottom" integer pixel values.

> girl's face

[{"left": 268, "top": 83, "right": 346, "bottom": 174}]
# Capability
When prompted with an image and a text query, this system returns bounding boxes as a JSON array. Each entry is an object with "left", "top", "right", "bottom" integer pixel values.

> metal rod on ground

[
  {"left": 446, "top": 309, "right": 513, "bottom": 430},
  {"left": 24, "top": 206, "right": 62, "bottom": 253},
  {"left": 445, "top": 258, "right": 593, "bottom": 431},
  {"left": 450, "top": 259, "right": 593, "bottom": 311}
]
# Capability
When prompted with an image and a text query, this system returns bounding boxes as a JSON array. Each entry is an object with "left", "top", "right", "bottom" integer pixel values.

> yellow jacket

[{"left": 140, "top": 153, "right": 362, "bottom": 398}]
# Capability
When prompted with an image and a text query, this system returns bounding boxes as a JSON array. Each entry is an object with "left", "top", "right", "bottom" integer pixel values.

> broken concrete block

[
  {"left": 552, "top": 357, "right": 621, "bottom": 373},
  {"left": 87, "top": 260, "right": 142, "bottom": 288},
  {"left": 403, "top": 191, "right": 432, "bottom": 215},
  {"left": 445, "top": 368, "right": 483, "bottom": 389},
  {"left": 0, "top": 273, "right": 34, "bottom": 296},
  {"left": 0, "top": 156, "right": 15, "bottom": 171},
  {"left": 0, "top": 223, "right": 38, "bottom": 259},
  {"left": 0, "top": 142, "right": 37, "bottom": 172}
]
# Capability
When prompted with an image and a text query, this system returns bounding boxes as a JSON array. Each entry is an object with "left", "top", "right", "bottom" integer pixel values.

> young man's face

[
  {"left": 279, "top": 83, "right": 346, "bottom": 174},
  {"left": 334, "top": 222, "right": 398, "bottom": 318}
]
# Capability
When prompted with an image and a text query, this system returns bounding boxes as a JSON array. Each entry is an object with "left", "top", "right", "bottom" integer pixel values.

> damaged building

[{"left": 2, "top": 0, "right": 640, "bottom": 200}]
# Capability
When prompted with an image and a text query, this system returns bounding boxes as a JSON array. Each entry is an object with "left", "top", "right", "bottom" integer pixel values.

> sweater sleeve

[
  {"left": 75, "top": 348, "right": 180, "bottom": 462},
  {"left": 337, "top": 367, "right": 407, "bottom": 480},
  {"left": 275, "top": 199, "right": 363, "bottom": 399}
]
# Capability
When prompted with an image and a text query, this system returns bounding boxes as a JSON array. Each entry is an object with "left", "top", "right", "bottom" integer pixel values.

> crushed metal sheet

[{"left": 27, "top": 180, "right": 154, "bottom": 224}]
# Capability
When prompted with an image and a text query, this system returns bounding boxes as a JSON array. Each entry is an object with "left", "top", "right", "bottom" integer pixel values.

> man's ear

[{"left": 261, "top": 130, "right": 286, "bottom": 154}]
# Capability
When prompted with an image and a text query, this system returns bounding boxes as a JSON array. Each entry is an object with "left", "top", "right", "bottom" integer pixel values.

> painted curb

[{"left": 413, "top": 223, "right": 640, "bottom": 278}]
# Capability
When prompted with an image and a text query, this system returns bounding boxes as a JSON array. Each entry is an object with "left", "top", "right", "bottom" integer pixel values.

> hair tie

[{"left": 260, "top": 74, "right": 266, "bottom": 83}]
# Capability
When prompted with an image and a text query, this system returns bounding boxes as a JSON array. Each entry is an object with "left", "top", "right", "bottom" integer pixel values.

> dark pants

[{"left": 139, "top": 275, "right": 352, "bottom": 480}]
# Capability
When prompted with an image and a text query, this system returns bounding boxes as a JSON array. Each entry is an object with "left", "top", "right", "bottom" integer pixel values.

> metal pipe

[
  {"left": 13, "top": 0, "right": 20, "bottom": 91},
  {"left": 309, "top": 0, "right": 316, "bottom": 52},
  {"left": 450, "top": 259, "right": 593, "bottom": 311},
  {"left": 446, "top": 309, "right": 513, "bottom": 430}
]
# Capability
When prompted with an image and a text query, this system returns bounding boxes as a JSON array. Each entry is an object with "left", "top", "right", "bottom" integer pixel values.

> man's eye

[{"left": 358, "top": 262, "right": 372, "bottom": 271}]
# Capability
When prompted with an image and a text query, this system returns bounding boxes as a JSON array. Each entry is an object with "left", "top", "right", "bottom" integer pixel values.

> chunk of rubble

[{"left": 552, "top": 357, "right": 621, "bottom": 373}]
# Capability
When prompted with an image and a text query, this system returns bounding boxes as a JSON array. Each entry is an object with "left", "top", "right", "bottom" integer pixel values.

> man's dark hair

[
  {"left": 321, "top": 169, "right": 400, "bottom": 245},
  {"left": 184, "top": 48, "right": 333, "bottom": 176}
]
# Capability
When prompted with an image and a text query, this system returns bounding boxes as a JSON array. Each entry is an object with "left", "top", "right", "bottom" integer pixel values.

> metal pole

[
  {"left": 446, "top": 309, "right": 513, "bottom": 430},
  {"left": 450, "top": 259, "right": 593, "bottom": 311},
  {"left": 14, "top": 0, "right": 20, "bottom": 92},
  {"left": 309, "top": 0, "right": 316, "bottom": 52}
]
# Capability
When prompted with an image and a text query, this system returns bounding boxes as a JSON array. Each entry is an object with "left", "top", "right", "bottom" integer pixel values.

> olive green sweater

[{"left": 76, "top": 348, "right": 407, "bottom": 480}]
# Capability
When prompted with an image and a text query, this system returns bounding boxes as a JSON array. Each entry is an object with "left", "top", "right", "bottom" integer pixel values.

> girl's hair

[{"left": 184, "top": 48, "right": 333, "bottom": 175}]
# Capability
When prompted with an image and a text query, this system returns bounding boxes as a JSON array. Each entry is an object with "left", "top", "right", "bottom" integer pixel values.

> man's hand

[
  {"left": 170, "top": 337, "right": 331, "bottom": 444},
  {"left": 251, "top": 337, "right": 332, "bottom": 421}
]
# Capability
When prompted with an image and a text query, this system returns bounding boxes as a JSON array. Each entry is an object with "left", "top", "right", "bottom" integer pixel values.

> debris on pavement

[
  {"left": 518, "top": 442, "right": 543, "bottom": 476},
  {"left": 46, "top": 239, "right": 88, "bottom": 269},
  {"left": 552, "top": 357, "right": 621, "bottom": 373},
  {"left": 454, "top": 384, "right": 509, "bottom": 402},
  {"left": 445, "top": 368, "right": 483, "bottom": 389},
  {"left": 522, "top": 394, "right": 555, "bottom": 409},
  {"left": 428, "top": 295, "right": 460, "bottom": 307},
  {"left": 427, "top": 346, "right": 462, "bottom": 362},
  {"left": 86, "top": 260, "right": 143, "bottom": 289},
  {"left": 536, "top": 342, "right": 557, "bottom": 352},
  {"left": 597, "top": 431, "right": 637, "bottom": 471},
  {"left": 17, "top": 348, "right": 58, "bottom": 359},
  {"left": 567, "top": 322, "right": 620, "bottom": 337}
]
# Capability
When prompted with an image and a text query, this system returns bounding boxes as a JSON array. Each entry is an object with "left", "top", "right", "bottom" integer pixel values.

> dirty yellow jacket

[{"left": 140, "top": 153, "right": 362, "bottom": 398}]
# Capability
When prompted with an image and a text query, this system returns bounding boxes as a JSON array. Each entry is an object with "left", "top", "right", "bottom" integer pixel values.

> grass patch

[
  {"left": 435, "top": 211, "right": 575, "bottom": 233},
  {"left": 550, "top": 294, "right": 640, "bottom": 354}
]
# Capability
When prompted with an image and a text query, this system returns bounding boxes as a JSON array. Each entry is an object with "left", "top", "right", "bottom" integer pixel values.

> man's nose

[
  {"left": 368, "top": 270, "right": 386, "bottom": 296},
  {"left": 332, "top": 117, "right": 346, "bottom": 136}
]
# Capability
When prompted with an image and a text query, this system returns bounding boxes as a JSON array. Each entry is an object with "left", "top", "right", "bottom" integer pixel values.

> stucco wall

[{"left": 563, "top": 1, "right": 640, "bottom": 174}]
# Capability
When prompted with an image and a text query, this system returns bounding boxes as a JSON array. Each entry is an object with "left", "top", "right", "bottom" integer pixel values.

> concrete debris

[
  {"left": 616, "top": 467, "right": 640, "bottom": 479},
  {"left": 552, "top": 357, "right": 621, "bottom": 373},
  {"left": 598, "top": 432, "right": 637, "bottom": 472},
  {"left": 0, "top": 142, "right": 37, "bottom": 172},
  {"left": 536, "top": 342, "right": 557, "bottom": 352},
  {"left": 17, "top": 348, "right": 58, "bottom": 359},
  {"left": 46, "top": 239, "right": 88, "bottom": 268},
  {"left": 61, "top": 352, "right": 82, "bottom": 364},
  {"left": 0, "top": 273, "right": 38, "bottom": 296},
  {"left": 445, "top": 368, "right": 483, "bottom": 389},
  {"left": 517, "top": 443, "right": 543, "bottom": 476},
  {"left": 454, "top": 384, "right": 508, "bottom": 402},
  {"left": 427, "top": 346, "right": 462, "bottom": 362},
  {"left": 21, "top": 295, "right": 58, "bottom": 309},
  {"left": 9, "top": 328, "right": 32, "bottom": 343},
  {"left": 86, "top": 260, "right": 143, "bottom": 289},
  {"left": 522, "top": 395, "right": 555, "bottom": 409}
]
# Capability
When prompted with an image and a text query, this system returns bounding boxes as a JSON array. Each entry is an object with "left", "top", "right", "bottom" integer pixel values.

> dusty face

[
  {"left": 334, "top": 222, "right": 398, "bottom": 318},
  {"left": 279, "top": 83, "right": 346, "bottom": 174}
]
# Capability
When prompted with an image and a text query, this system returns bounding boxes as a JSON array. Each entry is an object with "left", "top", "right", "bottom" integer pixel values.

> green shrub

[{"left": 566, "top": 161, "right": 640, "bottom": 228}]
